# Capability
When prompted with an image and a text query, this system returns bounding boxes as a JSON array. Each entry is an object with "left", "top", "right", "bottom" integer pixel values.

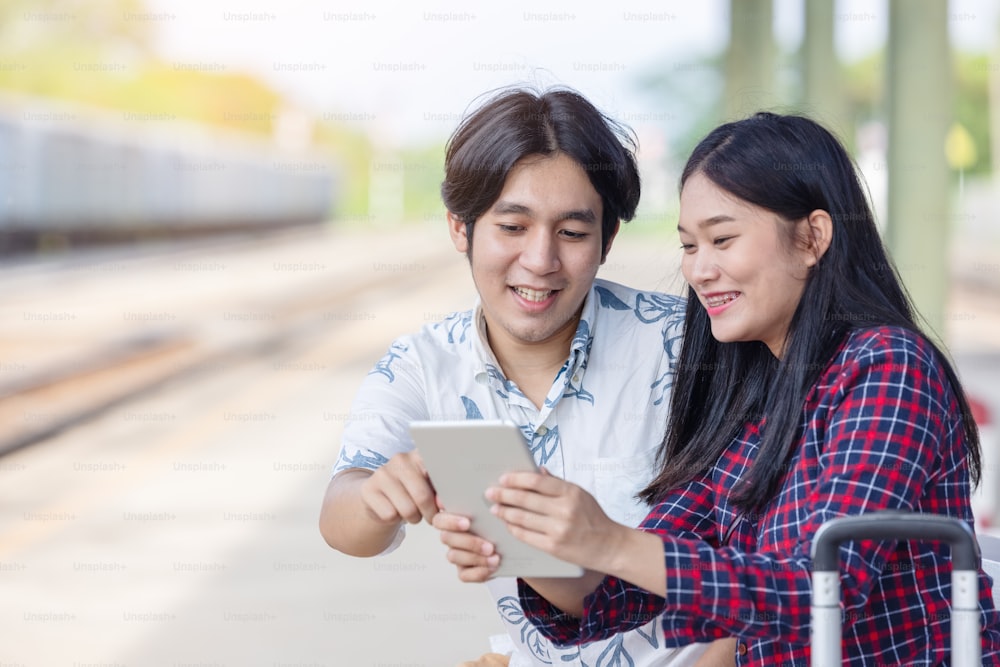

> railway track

[
  {"left": 0, "top": 225, "right": 464, "bottom": 457},
  {"left": 2, "top": 223, "right": 998, "bottom": 459}
]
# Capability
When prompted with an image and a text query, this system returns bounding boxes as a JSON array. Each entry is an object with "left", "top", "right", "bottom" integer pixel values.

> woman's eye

[{"left": 713, "top": 236, "right": 733, "bottom": 246}]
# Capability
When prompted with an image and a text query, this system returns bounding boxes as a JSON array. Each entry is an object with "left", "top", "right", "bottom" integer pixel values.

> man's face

[{"left": 448, "top": 152, "right": 612, "bottom": 357}]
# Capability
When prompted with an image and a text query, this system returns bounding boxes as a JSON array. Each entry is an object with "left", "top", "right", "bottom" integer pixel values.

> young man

[{"left": 319, "top": 87, "right": 705, "bottom": 667}]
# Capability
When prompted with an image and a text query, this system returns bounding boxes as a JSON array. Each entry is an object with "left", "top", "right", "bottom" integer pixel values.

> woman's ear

[
  {"left": 801, "top": 209, "right": 833, "bottom": 268},
  {"left": 447, "top": 211, "right": 469, "bottom": 253}
]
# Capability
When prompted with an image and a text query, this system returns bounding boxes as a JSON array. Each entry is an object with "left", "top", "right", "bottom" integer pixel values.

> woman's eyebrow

[{"left": 677, "top": 215, "right": 736, "bottom": 233}]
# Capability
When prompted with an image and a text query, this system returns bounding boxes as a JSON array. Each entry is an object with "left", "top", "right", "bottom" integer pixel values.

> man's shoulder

[
  {"left": 359, "top": 308, "right": 478, "bottom": 393},
  {"left": 392, "top": 308, "right": 477, "bottom": 356},
  {"left": 591, "top": 279, "right": 686, "bottom": 324},
  {"left": 592, "top": 278, "right": 686, "bottom": 306}
]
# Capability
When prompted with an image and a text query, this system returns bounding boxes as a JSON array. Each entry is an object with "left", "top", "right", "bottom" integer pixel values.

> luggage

[{"left": 810, "top": 512, "right": 982, "bottom": 666}]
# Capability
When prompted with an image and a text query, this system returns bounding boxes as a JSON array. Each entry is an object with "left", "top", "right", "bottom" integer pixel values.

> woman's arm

[
  {"left": 432, "top": 472, "right": 668, "bottom": 616},
  {"left": 514, "top": 571, "right": 607, "bottom": 617},
  {"left": 487, "top": 472, "right": 669, "bottom": 599},
  {"left": 432, "top": 508, "right": 612, "bottom": 615}
]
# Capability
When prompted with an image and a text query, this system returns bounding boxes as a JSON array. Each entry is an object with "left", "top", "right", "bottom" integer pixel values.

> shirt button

[
  {"left": 571, "top": 374, "right": 580, "bottom": 383},
  {"left": 536, "top": 425, "right": 548, "bottom": 435},
  {"left": 737, "top": 642, "right": 748, "bottom": 656}
]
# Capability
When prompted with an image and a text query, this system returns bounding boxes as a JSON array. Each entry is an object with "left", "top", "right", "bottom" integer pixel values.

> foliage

[{"left": 0, "top": 0, "right": 379, "bottom": 220}]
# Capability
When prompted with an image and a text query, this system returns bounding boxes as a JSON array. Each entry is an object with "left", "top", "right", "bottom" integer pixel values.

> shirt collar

[{"left": 469, "top": 285, "right": 598, "bottom": 383}]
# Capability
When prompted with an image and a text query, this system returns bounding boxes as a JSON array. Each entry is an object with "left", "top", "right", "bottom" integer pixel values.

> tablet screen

[{"left": 410, "top": 420, "right": 583, "bottom": 579}]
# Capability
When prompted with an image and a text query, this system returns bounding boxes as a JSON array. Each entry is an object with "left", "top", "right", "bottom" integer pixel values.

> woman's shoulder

[
  {"left": 827, "top": 325, "right": 947, "bottom": 387},
  {"left": 840, "top": 325, "right": 934, "bottom": 359}
]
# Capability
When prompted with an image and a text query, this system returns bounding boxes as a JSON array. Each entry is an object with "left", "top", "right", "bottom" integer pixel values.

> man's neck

[{"left": 487, "top": 322, "right": 578, "bottom": 410}]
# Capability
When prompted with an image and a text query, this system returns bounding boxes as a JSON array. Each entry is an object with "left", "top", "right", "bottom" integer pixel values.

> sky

[{"left": 144, "top": 0, "right": 1000, "bottom": 151}]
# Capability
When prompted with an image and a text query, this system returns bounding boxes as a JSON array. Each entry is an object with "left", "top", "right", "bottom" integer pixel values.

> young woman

[{"left": 434, "top": 112, "right": 1000, "bottom": 665}]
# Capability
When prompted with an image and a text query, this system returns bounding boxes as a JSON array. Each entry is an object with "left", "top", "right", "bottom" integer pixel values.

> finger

[
  {"left": 439, "top": 528, "right": 496, "bottom": 556},
  {"left": 444, "top": 542, "right": 500, "bottom": 580},
  {"left": 457, "top": 562, "right": 498, "bottom": 583},
  {"left": 491, "top": 501, "right": 554, "bottom": 537},
  {"left": 380, "top": 452, "right": 438, "bottom": 522},
  {"left": 378, "top": 481, "right": 425, "bottom": 524},
  {"left": 446, "top": 545, "right": 500, "bottom": 569},
  {"left": 362, "top": 489, "right": 406, "bottom": 524},
  {"left": 497, "top": 470, "right": 568, "bottom": 496},
  {"left": 432, "top": 511, "right": 472, "bottom": 532},
  {"left": 410, "top": 449, "right": 427, "bottom": 475},
  {"left": 394, "top": 468, "right": 439, "bottom": 523},
  {"left": 497, "top": 518, "right": 550, "bottom": 556},
  {"left": 364, "top": 464, "right": 423, "bottom": 523},
  {"left": 457, "top": 653, "right": 511, "bottom": 667},
  {"left": 486, "top": 485, "right": 558, "bottom": 516},
  {"left": 360, "top": 473, "right": 416, "bottom": 523}
]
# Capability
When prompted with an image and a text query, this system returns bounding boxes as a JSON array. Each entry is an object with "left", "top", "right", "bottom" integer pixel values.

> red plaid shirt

[{"left": 520, "top": 327, "right": 1000, "bottom": 665}]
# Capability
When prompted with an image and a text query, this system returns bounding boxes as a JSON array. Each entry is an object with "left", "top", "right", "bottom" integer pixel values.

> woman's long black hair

[{"left": 639, "top": 112, "right": 982, "bottom": 512}]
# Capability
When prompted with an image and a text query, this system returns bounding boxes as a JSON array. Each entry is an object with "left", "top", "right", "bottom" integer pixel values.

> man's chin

[{"left": 506, "top": 318, "right": 575, "bottom": 346}]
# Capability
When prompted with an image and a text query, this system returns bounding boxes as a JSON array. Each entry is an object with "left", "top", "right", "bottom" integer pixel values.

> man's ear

[
  {"left": 801, "top": 209, "right": 833, "bottom": 268},
  {"left": 447, "top": 211, "right": 469, "bottom": 253},
  {"left": 600, "top": 220, "right": 621, "bottom": 264}
]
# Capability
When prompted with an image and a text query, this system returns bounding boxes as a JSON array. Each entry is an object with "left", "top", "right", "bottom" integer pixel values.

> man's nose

[{"left": 519, "top": 231, "right": 560, "bottom": 274}]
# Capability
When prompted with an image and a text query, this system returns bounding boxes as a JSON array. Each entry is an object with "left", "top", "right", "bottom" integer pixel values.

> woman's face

[{"left": 677, "top": 172, "right": 818, "bottom": 358}]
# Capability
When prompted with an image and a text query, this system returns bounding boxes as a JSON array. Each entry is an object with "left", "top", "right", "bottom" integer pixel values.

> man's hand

[
  {"left": 360, "top": 450, "right": 438, "bottom": 525},
  {"left": 433, "top": 511, "right": 499, "bottom": 582},
  {"left": 457, "top": 653, "right": 510, "bottom": 667}
]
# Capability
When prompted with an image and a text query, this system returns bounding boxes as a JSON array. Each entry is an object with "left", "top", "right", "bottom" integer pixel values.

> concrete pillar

[
  {"left": 801, "top": 0, "right": 850, "bottom": 140},
  {"left": 885, "top": 0, "right": 952, "bottom": 339},
  {"left": 725, "top": 0, "right": 775, "bottom": 120},
  {"left": 990, "top": 14, "right": 1000, "bottom": 180}
]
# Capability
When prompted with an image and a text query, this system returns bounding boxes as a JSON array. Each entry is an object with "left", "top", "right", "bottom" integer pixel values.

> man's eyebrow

[
  {"left": 557, "top": 209, "right": 598, "bottom": 224},
  {"left": 492, "top": 201, "right": 598, "bottom": 224},
  {"left": 676, "top": 215, "right": 736, "bottom": 233},
  {"left": 493, "top": 201, "right": 531, "bottom": 216}
]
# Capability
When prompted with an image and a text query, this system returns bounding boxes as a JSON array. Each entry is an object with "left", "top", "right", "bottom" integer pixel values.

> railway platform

[{"left": 0, "top": 222, "right": 997, "bottom": 666}]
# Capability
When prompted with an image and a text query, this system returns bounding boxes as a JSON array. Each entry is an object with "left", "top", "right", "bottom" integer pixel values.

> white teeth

[
  {"left": 514, "top": 287, "right": 553, "bottom": 302},
  {"left": 706, "top": 292, "right": 740, "bottom": 307}
]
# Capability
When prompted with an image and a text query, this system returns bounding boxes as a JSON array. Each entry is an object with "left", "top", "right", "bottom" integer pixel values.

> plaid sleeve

[
  {"left": 523, "top": 329, "right": 961, "bottom": 648},
  {"left": 518, "top": 478, "right": 725, "bottom": 646},
  {"left": 665, "top": 330, "right": 953, "bottom": 642},
  {"left": 789, "top": 331, "right": 951, "bottom": 626}
]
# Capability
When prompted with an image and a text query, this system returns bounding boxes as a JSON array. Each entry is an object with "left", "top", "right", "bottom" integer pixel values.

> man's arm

[{"left": 319, "top": 450, "right": 438, "bottom": 557}]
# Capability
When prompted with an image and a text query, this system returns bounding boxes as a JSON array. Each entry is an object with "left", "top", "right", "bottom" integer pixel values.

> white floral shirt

[{"left": 334, "top": 279, "right": 707, "bottom": 667}]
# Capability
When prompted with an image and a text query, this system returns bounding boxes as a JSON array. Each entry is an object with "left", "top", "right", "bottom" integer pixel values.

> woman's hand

[
  {"left": 486, "top": 469, "right": 623, "bottom": 572},
  {"left": 490, "top": 469, "right": 669, "bottom": 599},
  {"left": 433, "top": 511, "right": 500, "bottom": 582}
]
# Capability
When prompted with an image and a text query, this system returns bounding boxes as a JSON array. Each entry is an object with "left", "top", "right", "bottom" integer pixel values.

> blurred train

[{"left": 0, "top": 93, "right": 336, "bottom": 254}]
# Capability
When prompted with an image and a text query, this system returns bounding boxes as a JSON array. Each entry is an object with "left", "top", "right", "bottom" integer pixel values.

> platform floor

[{"left": 0, "top": 222, "right": 998, "bottom": 666}]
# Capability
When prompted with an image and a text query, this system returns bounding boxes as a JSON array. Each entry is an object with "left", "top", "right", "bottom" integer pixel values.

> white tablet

[{"left": 409, "top": 419, "right": 584, "bottom": 579}]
